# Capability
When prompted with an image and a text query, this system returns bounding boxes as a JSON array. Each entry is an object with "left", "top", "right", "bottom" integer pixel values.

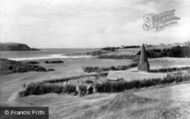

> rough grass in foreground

[{"left": 74, "top": 93, "right": 183, "bottom": 119}]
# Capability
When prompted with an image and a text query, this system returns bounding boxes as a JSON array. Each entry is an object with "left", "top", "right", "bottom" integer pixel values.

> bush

[
  {"left": 48, "top": 68, "right": 55, "bottom": 71},
  {"left": 101, "top": 47, "right": 119, "bottom": 51},
  {"left": 27, "top": 61, "right": 39, "bottom": 64},
  {"left": 78, "top": 85, "right": 87, "bottom": 96},
  {"left": 45, "top": 60, "right": 64, "bottom": 64}
]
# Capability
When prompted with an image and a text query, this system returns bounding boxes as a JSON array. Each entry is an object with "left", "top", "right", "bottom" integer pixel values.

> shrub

[
  {"left": 78, "top": 85, "right": 87, "bottom": 96},
  {"left": 48, "top": 68, "right": 55, "bottom": 71},
  {"left": 27, "top": 61, "right": 39, "bottom": 64},
  {"left": 45, "top": 60, "right": 64, "bottom": 64}
]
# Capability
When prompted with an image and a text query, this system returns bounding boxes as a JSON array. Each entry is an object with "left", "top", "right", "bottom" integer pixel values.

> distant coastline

[{"left": 0, "top": 42, "right": 39, "bottom": 51}]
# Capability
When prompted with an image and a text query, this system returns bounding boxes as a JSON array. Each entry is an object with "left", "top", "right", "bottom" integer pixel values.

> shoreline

[{"left": 8, "top": 54, "right": 94, "bottom": 61}]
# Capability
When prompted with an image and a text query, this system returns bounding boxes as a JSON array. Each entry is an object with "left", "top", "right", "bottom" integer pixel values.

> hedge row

[
  {"left": 150, "top": 67, "right": 190, "bottom": 73},
  {"left": 45, "top": 60, "right": 64, "bottom": 64},
  {"left": 24, "top": 83, "right": 76, "bottom": 96},
  {"left": 22, "top": 75, "right": 190, "bottom": 96},
  {"left": 23, "top": 83, "right": 90, "bottom": 96},
  {"left": 27, "top": 61, "right": 39, "bottom": 64},
  {"left": 83, "top": 63, "right": 137, "bottom": 73},
  {"left": 95, "top": 76, "right": 190, "bottom": 93}
]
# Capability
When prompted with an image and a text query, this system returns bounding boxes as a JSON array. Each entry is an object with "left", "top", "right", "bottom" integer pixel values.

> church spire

[{"left": 138, "top": 44, "right": 150, "bottom": 72}]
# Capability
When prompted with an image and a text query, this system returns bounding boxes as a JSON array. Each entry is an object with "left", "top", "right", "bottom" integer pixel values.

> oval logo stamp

[{"left": 143, "top": 9, "right": 180, "bottom": 31}]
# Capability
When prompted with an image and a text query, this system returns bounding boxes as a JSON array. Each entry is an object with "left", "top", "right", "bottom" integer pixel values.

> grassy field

[
  {"left": 1, "top": 57, "right": 190, "bottom": 119},
  {"left": 73, "top": 92, "right": 190, "bottom": 119},
  {"left": 149, "top": 57, "right": 190, "bottom": 69},
  {"left": 135, "top": 83, "right": 190, "bottom": 102}
]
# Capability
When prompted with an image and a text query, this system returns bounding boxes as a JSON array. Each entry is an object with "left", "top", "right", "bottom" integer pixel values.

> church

[{"left": 107, "top": 44, "right": 166, "bottom": 81}]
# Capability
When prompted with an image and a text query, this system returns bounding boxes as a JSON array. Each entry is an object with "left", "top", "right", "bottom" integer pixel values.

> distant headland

[{"left": 0, "top": 42, "right": 39, "bottom": 51}]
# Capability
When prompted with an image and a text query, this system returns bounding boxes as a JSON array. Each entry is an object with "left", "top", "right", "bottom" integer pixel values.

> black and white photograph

[{"left": 0, "top": 0, "right": 190, "bottom": 119}]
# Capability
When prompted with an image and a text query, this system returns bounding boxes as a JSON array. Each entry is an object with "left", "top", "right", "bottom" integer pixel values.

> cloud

[{"left": 0, "top": 0, "right": 189, "bottom": 48}]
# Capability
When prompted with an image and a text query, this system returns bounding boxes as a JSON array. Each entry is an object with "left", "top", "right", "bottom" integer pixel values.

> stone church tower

[{"left": 138, "top": 44, "right": 150, "bottom": 72}]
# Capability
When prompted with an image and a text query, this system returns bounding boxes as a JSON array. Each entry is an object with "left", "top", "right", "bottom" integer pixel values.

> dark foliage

[
  {"left": 150, "top": 67, "right": 190, "bottom": 73},
  {"left": 48, "top": 68, "right": 55, "bottom": 71},
  {"left": 84, "top": 80, "right": 94, "bottom": 84},
  {"left": 27, "top": 61, "right": 39, "bottom": 64},
  {"left": 137, "top": 46, "right": 190, "bottom": 58},
  {"left": 13, "top": 64, "right": 47, "bottom": 72},
  {"left": 78, "top": 85, "right": 88, "bottom": 96},
  {"left": 45, "top": 60, "right": 64, "bottom": 64},
  {"left": 101, "top": 47, "right": 120, "bottom": 51},
  {"left": 121, "top": 45, "right": 140, "bottom": 49}
]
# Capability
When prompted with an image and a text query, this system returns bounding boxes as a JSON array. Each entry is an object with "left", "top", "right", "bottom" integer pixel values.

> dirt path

[
  {"left": 6, "top": 91, "right": 19, "bottom": 106},
  {"left": 0, "top": 72, "right": 52, "bottom": 106}
]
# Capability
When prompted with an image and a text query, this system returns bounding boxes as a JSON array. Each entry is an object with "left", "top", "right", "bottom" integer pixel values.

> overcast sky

[{"left": 0, "top": 0, "right": 189, "bottom": 48}]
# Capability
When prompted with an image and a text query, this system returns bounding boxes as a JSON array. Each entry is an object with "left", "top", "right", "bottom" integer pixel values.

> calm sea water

[{"left": 0, "top": 48, "right": 99, "bottom": 61}]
